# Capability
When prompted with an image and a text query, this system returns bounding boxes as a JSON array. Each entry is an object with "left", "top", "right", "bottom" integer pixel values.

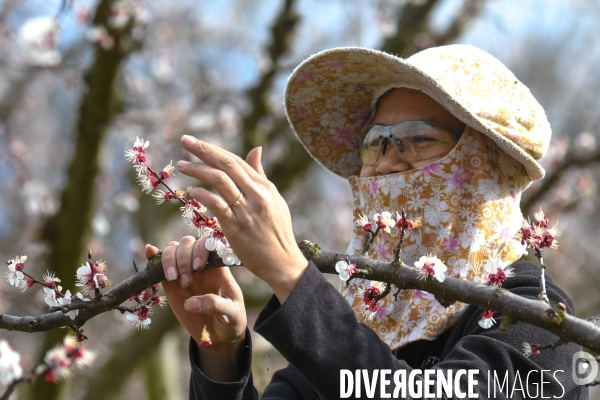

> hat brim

[{"left": 284, "top": 47, "right": 546, "bottom": 180}]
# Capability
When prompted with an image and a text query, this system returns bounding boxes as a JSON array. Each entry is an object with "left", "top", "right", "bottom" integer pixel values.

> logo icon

[{"left": 572, "top": 351, "right": 598, "bottom": 385}]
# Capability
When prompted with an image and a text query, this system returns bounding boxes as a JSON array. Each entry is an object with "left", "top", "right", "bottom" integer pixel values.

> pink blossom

[
  {"left": 160, "top": 161, "right": 175, "bottom": 180},
  {"left": 75, "top": 260, "right": 111, "bottom": 297},
  {"left": 486, "top": 266, "right": 514, "bottom": 286},
  {"left": 517, "top": 208, "right": 560, "bottom": 250},
  {"left": 355, "top": 214, "right": 373, "bottom": 233},
  {"left": 125, "top": 136, "right": 149, "bottom": 165},
  {"left": 395, "top": 211, "right": 414, "bottom": 231},
  {"left": 42, "top": 336, "right": 96, "bottom": 382},
  {"left": 361, "top": 286, "right": 381, "bottom": 312}
]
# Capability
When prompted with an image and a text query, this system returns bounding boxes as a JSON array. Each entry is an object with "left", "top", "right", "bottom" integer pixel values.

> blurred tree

[
  {"left": 30, "top": 1, "right": 139, "bottom": 399},
  {"left": 3, "top": 0, "right": 600, "bottom": 399}
]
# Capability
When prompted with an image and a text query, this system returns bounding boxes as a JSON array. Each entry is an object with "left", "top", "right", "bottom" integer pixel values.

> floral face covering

[{"left": 340, "top": 127, "right": 531, "bottom": 350}]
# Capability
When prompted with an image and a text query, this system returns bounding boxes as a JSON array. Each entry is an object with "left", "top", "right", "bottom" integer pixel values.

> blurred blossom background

[{"left": 1, "top": 0, "right": 600, "bottom": 398}]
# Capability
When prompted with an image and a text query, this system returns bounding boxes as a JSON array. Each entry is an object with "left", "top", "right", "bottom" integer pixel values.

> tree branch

[
  {"left": 242, "top": 0, "right": 299, "bottom": 154},
  {"left": 522, "top": 149, "right": 600, "bottom": 214},
  {"left": 431, "top": 0, "right": 485, "bottom": 46},
  {"left": 2, "top": 243, "right": 600, "bottom": 354}
]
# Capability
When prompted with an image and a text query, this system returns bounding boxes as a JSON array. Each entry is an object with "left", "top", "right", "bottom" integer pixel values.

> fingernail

[
  {"left": 184, "top": 298, "right": 201, "bottom": 312},
  {"left": 180, "top": 273, "right": 190, "bottom": 288},
  {"left": 257, "top": 146, "right": 262, "bottom": 158},
  {"left": 193, "top": 257, "right": 202, "bottom": 271},
  {"left": 181, "top": 135, "right": 195, "bottom": 146},
  {"left": 166, "top": 266, "right": 177, "bottom": 281},
  {"left": 177, "top": 160, "right": 190, "bottom": 170}
]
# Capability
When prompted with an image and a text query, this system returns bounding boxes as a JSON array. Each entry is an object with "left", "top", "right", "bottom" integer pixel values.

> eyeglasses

[{"left": 359, "top": 120, "right": 464, "bottom": 166}]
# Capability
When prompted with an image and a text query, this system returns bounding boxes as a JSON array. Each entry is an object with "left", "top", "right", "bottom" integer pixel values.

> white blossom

[
  {"left": 204, "top": 230, "right": 241, "bottom": 266},
  {"left": 57, "top": 290, "right": 85, "bottom": 320},
  {"left": 152, "top": 190, "right": 167, "bottom": 204},
  {"left": 373, "top": 211, "right": 396, "bottom": 233},
  {"left": 478, "top": 311, "right": 496, "bottom": 329},
  {"left": 18, "top": 17, "right": 61, "bottom": 66},
  {"left": 354, "top": 214, "right": 370, "bottom": 227},
  {"left": 533, "top": 207, "right": 547, "bottom": 224},
  {"left": 335, "top": 260, "right": 356, "bottom": 281},
  {"left": 42, "top": 347, "right": 71, "bottom": 381},
  {"left": 126, "top": 312, "right": 152, "bottom": 330},
  {"left": 0, "top": 340, "right": 22, "bottom": 388},
  {"left": 414, "top": 254, "right": 447, "bottom": 282},
  {"left": 162, "top": 160, "right": 175, "bottom": 176},
  {"left": 5, "top": 256, "right": 26, "bottom": 287},
  {"left": 44, "top": 285, "right": 62, "bottom": 307},
  {"left": 478, "top": 318, "right": 495, "bottom": 329},
  {"left": 42, "top": 271, "right": 61, "bottom": 286},
  {"left": 124, "top": 136, "right": 149, "bottom": 164},
  {"left": 75, "top": 261, "right": 110, "bottom": 297},
  {"left": 86, "top": 26, "right": 114, "bottom": 50}
]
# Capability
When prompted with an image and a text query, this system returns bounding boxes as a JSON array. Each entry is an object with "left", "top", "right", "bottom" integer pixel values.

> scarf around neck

[{"left": 339, "top": 127, "right": 531, "bottom": 350}]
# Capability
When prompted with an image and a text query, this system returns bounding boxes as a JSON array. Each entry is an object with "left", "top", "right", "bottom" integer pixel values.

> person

[{"left": 145, "top": 45, "right": 588, "bottom": 399}]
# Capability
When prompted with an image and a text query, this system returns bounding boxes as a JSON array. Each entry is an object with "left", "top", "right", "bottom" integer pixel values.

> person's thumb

[
  {"left": 184, "top": 294, "right": 242, "bottom": 324},
  {"left": 246, "top": 146, "right": 265, "bottom": 177},
  {"left": 144, "top": 244, "right": 159, "bottom": 260}
]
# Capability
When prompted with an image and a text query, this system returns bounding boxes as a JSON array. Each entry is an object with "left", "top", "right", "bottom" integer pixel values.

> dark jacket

[{"left": 189, "top": 259, "right": 589, "bottom": 399}]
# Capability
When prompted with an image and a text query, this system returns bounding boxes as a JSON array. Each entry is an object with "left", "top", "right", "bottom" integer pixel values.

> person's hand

[
  {"left": 145, "top": 238, "right": 247, "bottom": 381},
  {"left": 176, "top": 137, "right": 309, "bottom": 303}
]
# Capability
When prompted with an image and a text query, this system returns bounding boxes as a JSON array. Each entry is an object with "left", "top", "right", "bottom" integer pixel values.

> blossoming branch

[{"left": 126, "top": 136, "right": 241, "bottom": 265}]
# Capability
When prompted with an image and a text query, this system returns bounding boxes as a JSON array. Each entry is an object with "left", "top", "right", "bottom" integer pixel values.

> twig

[
  {"left": 393, "top": 209, "right": 408, "bottom": 263},
  {"left": 534, "top": 248, "right": 551, "bottom": 304},
  {"left": 361, "top": 227, "right": 381, "bottom": 255},
  {"left": 522, "top": 149, "right": 600, "bottom": 214}
]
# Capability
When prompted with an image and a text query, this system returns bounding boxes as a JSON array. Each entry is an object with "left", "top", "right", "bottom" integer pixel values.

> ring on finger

[{"left": 228, "top": 190, "right": 243, "bottom": 207}]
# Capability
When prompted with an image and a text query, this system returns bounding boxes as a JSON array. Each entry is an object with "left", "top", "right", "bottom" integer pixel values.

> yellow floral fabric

[
  {"left": 285, "top": 45, "right": 551, "bottom": 181},
  {"left": 340, "top": 127, "right": 531, "bottom": 350}
]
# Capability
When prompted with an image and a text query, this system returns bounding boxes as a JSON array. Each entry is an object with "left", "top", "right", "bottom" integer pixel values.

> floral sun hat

[{"left": 284, "top": 45, "right": 551, "bottom": 180}]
